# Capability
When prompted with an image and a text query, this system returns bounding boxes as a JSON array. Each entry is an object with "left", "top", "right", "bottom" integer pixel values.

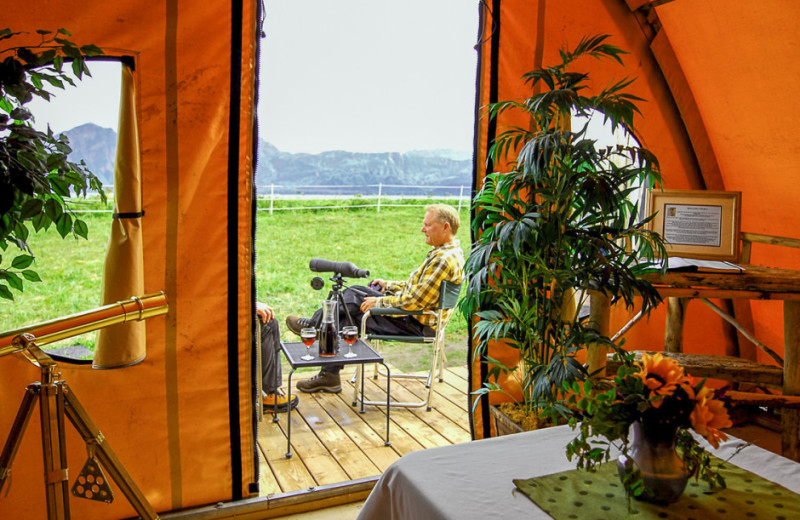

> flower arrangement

[{"left": 563, "top": 352, "right": 733, "bottom": 500}]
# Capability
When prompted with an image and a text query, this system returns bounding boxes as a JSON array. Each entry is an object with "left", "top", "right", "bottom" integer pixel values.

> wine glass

[
  {"left": 300, "top": 327, "right": 317, "bottom": 360},
  {"left": 341, "top": 326, "right": 358, "bottom": 358}
]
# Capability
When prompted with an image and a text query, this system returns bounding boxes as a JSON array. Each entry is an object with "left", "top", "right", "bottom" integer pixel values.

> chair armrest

[{"left": 369, "top": 307, "right": 433, "bottom": 317}]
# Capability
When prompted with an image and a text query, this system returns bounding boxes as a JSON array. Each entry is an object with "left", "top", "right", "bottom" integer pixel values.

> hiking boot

[
  {"left": 296, "top": 371, "right": 342, "bottom": 394},
  {"left": 262, "top": 390, "right": 299, "bottom": 412},
  {"left": 286, "top": 315, "right": 315, "bottom": 336}
]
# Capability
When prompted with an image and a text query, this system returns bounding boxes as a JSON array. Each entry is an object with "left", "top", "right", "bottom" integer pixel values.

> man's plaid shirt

[{"left": 377, "top": 239, "right": 465, "bottom": 329}]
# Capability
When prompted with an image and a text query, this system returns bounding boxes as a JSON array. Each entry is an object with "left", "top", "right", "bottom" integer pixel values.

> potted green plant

[{"left": 460, "top": 34, "right": 667, "bottom": 425}]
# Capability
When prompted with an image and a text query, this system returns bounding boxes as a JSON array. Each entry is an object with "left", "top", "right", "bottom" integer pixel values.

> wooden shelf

[{"left": 605, "top": 351, "right": 782, "bottom": 386}]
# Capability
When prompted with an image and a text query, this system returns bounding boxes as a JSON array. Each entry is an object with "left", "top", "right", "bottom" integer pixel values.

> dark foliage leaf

[
  {"left": 0, "top": 284, "right": 13, "bottom": 301},
  {"left": 21, "top": 269, "right": 41, "bottom": 282},
  {"left": 11, "top": 253, "right": 34, "bottom": 269}
]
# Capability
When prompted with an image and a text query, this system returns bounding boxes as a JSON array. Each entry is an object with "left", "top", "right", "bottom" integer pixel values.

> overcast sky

[
  {"left": 26, "top": 1, "right": 480, "bottom": 155},
  {"left": 260, "top": 1, "right": 479, "bottom": 154}
]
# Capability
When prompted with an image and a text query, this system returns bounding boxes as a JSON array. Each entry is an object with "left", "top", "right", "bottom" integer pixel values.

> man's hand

[
  {"left": 256, "top": 302, "right": 274, "bottom": 323},
  {"left": 370, "top": 278, "right": 388, "bottom": 292},
  {"left": 360, "top": 297, "right": 380, "bottom": 313}
]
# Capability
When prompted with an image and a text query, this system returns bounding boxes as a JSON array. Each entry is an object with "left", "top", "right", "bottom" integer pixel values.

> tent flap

[{"left": 1, "top": 2, "right": 259, "bottom": 517}]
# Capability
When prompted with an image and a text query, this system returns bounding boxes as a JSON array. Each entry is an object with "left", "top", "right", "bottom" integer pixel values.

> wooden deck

[{"left": 256, "top": 364, "right": 471, "bottom": 496}]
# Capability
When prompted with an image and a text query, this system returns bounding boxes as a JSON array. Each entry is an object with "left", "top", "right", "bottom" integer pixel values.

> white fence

[
  {"left": 256, "top": 183, "right": 471, "bottom": 214},
  {"left": 70, "top": 183, "right": 472, "bottom": 214}
]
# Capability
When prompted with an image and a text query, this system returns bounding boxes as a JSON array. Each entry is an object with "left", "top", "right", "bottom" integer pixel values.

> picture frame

[{"left": 647, "top": 189, "right": 742, "bottom": 262}]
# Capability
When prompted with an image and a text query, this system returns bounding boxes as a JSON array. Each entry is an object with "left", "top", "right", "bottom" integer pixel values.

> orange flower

[
  {"left": 635, "top": 353, "right": 690, "bottom": 407},
  {"left": 690, "top": 387, "right": 733, "bottom": 449}
]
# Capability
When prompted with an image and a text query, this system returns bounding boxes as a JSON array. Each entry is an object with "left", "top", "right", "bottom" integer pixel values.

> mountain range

[{"left": 64, "top": 124, "right": 473, "bottom": 191}]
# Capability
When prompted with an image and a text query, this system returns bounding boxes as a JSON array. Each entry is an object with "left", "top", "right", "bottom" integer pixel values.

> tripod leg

[
  {"left": 0, "top": 384, "right": 40, "bottom": 495},
  {"left": 40, "top": 381, "right": 72, "bottom": 520},
  {"left": 61, "top": 383, "right": 159, "bottom": 520}
]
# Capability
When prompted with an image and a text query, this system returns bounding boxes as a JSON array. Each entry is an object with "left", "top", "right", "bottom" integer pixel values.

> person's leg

[
  {"left": 260, "top": 317, "right": 298, "bottom": 411},
  {"left": 261, "top": 317, "right": 281, "bottom": 394},
  {"left": 365, "top": 314, "right": 435, "bottom": 337}
]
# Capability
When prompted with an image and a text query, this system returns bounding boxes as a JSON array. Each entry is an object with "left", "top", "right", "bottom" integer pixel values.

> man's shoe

[
  {"left": 263, "top": 390, "right": 299, "bottom": 412},
  {"left": 296, "top": 371, "right": 342, "bottom": 394},
  {"left": 286, "top": 315, "right": 315, "bottom": 336}
]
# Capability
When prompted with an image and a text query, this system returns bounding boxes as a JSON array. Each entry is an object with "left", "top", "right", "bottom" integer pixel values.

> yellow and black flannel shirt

[{"left": 377, "top": 239, "right": 465, "bottom": 329}]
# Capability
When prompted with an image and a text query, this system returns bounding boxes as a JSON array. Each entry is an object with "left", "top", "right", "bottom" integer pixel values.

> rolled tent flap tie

[{"left": 94, "top": 64, "right": 147, "bottom": 369}]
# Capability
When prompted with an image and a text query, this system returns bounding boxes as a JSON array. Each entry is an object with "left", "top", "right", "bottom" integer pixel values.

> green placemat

[{"left": 514, "top": 459, "right": 800, "bottom": 520}]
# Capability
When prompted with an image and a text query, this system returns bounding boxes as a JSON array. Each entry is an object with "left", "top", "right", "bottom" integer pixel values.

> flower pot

[
  {"left": 489, "top": 405, "right": 525, "bottom": 436},
  {"left": 617, "top": 420, "right": 688, "bottom": 504}
]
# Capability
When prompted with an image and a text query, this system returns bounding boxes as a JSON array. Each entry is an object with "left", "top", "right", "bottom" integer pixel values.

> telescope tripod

[
  {"left": 0, "top": 334, "right": 158, "bottom": 520},
  {"left": 325, "top": 272, "right": 358, "bottom": 329}
]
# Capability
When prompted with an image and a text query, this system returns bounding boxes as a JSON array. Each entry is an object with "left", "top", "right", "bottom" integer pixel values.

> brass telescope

[
  {"left": 0, "top": 292, "right": 168, "bottom": 358},
  {"left": 0, "top": 292, "right": 168, "bottom": 520}
]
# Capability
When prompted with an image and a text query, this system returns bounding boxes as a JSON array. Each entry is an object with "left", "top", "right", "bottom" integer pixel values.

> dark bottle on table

[
  {"left": 319, "top": 321, "right": 338, "bottom": 356},
  {"left": 319, "top": 300, "right": 338, "bottom": 357}
]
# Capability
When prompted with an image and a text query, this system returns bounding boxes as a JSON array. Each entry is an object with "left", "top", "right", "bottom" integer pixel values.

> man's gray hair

[{"left": 426, "top": 204, "right": 460, "bottom": 235}]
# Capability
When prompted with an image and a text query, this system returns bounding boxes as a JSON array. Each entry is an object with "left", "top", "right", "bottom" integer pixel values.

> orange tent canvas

[
  {"left": 470, "top": 0, "right": 800, "bottom": 438},
  {"left": 1, "top": 2, "right": 259, "bottom": 518},
  {"left": 3, "top": 0, "right": 800, "bottom": 517}
]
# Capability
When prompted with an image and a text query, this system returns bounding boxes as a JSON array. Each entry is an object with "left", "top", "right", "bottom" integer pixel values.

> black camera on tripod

[
  {"left": 308, "top": 258, "right": 370, "bottom": 331},
  {"left": 308, "top": 258, "right": 369, "bottom": 291}
]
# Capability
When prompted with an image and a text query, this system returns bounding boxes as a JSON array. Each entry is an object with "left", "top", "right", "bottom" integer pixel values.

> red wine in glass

[
  {"left": 343, "top": 328, "right": 358, "bottom": 344},
  {"left": 300, "top": 328, "right": 316, "bottom": 360},
  {"left": 342, "top": 326, "right": 358, "bottom": 358}
]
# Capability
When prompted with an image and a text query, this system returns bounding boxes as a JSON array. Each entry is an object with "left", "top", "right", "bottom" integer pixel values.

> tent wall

[
  {"left": 471, "top": 0, "right": 800, "bottom": 438},
  {"left": 0, "top": 2, "right": 259, "bottom": 517}
]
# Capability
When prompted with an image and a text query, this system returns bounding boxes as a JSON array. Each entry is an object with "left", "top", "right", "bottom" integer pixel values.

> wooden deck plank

[
  {"left": 405, "top": 379, "right": 470, "bottom": 430},
  {"left": 435, "top": 370, "right": 471, "bottom": 406},
  {"left": 290, "top": 393, "right": 383, "bottom": 482},
  {"left": 311, "top": 392, "right": 387, "bottom": 450},
  {"left": 359, "top": 380, "right": 452, "bottom": 449},
  {"left": 302, "top": 396, "right": 389, "bottom": 478},
  {"left": 258, "top": 415, "right": 294, "bottom": 462},
  {"left": 298, "top": 455, "right": 351, "bottom": 486},
  {"left": 282, "top": 402, "right": 337, "bottom": 460},
  {"left": 449, "top": 365, "right": 469, "bottom": 381},
  {"left": 258, "top": 363, "right": 470, "bottom": 497},
  {"left": 388, "top": 380, "right": 472, "bottom": 444},
  {"left": 268, "top": 457, "right": 318, "bottom": 492},
  {"left": 256, "top": 448, "right": 282, "bottom": 496},
  {"left": 347, "top": 366, "right": 471, "bottom": 446},
  {"left": 329, "top": 372, "right": 442, "bottom": 463},
  {"left": 360, "top": 373, "right": 470, "bottom": 439},
  {"left": 329, "top": 398, "right": 428, "bottom": 461}
]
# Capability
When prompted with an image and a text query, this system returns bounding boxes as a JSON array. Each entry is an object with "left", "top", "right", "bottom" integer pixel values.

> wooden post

[
  {"left": 586, "top": 291, "right": 610, "bottom": 377},
  {"left": 782, "top": 300, "right": 800, "bottom": 461},
  {"left": 664, "top": 297, "right": 689, "bottom": 353}
]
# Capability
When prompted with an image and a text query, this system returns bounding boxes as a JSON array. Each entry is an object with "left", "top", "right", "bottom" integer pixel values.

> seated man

[
  {"left": 285, "top": 203, "right": 465, "bottom": 393},
  {"left": 257, "top": 301, "right": 299, "bottom": 411}
]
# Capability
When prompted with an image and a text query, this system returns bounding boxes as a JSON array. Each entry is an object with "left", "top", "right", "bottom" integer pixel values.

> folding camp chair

[{"left": 352, "top": 280, "right": 461, "bottom": 411}]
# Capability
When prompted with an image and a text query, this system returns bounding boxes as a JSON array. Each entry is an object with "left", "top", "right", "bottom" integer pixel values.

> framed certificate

[{"left": 648, "top": 190, "right": 742, "bottom": 261}]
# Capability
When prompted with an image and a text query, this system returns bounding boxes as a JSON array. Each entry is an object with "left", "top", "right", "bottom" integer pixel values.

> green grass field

[{"left": 1, "top": 200, "right": 471, "bottom": 372}]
